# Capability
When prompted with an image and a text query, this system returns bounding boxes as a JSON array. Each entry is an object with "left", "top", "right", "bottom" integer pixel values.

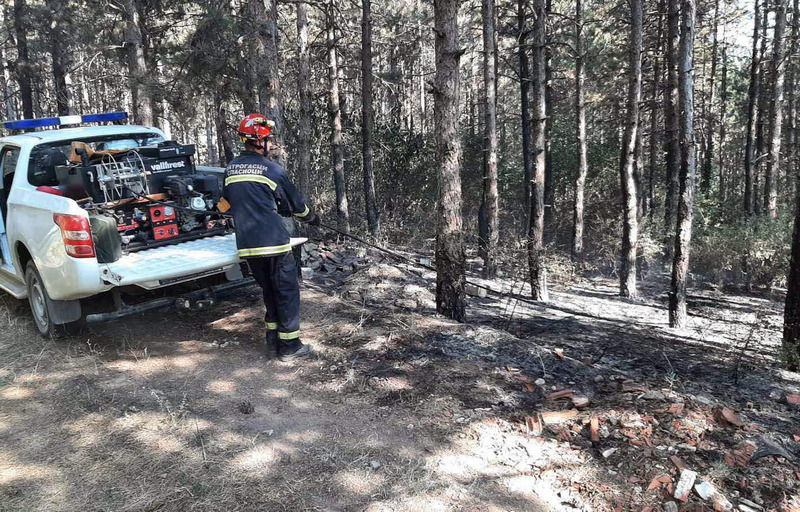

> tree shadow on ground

[{"left": 0, "top": 283, "right": 554, "bottom": 512}]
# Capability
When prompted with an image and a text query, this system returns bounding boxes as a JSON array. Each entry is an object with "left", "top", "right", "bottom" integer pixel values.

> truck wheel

[{"left": 24, "top": 263, "right": 83, "bottom": 338}]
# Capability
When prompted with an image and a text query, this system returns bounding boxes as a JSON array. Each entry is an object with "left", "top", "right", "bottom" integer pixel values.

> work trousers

[{"left": 247, "top": 252, "right": 302, "bottom": 350}]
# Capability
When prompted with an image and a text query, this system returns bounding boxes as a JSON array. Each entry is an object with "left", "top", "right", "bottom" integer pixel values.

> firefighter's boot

[{"left": 278, "top": 341, "right": 313, "bottom": 362}]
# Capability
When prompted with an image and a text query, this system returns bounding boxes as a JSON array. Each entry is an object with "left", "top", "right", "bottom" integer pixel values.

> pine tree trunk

[
  {"left": 122, "top": 0, "right": 152, "bottom": 126},
  {"left": 783, "top": 172, "right": 800, "bottom": 370},
  {"left": 258, "top": 0, "right": 286, "bottom": 167},
  {"left": 433, "top": 0, "right": 466, "bottom": 321},
  {"left": 701, "top": 0, "right": 720, "bottom": 195},
  {"left": 47, "top": 0, "right": 72, "bottom": 116},
  {"left": 297, "top": 1, "right": 312, "bottom": 198},
  {"left": 213, "top": 92, "right": 234, "bottom": 166},
  {"left": 543, "top": 0, "right": 554, "bottom": 234},
  {"left": 755, "top": 1, "right": 769, "bottom": 216},
  {"left": 205, "top": 102, "right": 218, "bottom": 166},
  {"left": 572, "top": 0, "right": 588, "bottom": 260},
  {"left": 619, "top": 0, "right": 643, "bottom": 298},
  {"left": 669, "top": 0, "right": 696, "bottom": 328},
  {"left": 787, "top": 0, "right": 800, "bottom": 200},
  {"left": 648, "top": 0, "right": 664, "bottom": 221},
  {"left": 765, "top": 0, "right": 789, "bottom": 218},
  {"left": 745, "top": 0, "right": 762, "bottom": 216},
  {"left": 327, "top": 2, "right": 350, "bottom": 232},
  {"left": 718, "top": 45, "right": 729, "bottom": 202},
  {"left": 361, "top": 0, "right": 380, "bottom": 237},
  {"left": 519, "top": 0, "right": 533, "bottom": 235},
  {"left": 13, "top": 0, "right": 33, "bottom": 119},
  {"left": 529, "top": 0, "right": 549, "bottom": 301},
  {"left": 479, "top": 0, "right": 499, "bottom": 277},
  {"left": 663, "top": 0, "right": 680, "bottom": 260}
]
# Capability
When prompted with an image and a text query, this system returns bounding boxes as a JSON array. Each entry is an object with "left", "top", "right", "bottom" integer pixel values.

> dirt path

[{"left": 1, "top": 261, "right": 798, "bottom": 511}]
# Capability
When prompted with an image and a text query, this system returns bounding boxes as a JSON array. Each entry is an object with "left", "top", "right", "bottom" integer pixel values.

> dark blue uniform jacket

[{"left": 223, "top": 151, "right": 314, "bottom": 258}]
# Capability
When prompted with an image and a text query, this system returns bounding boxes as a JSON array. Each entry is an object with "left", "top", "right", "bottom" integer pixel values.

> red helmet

[{"left": 237, "top": 113, "right": 274, "bottom": 146}]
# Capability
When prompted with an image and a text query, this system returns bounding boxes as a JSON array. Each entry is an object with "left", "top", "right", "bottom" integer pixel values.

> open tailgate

[{"left": 100, "top": 234, "right": 307, "bottom": 289}]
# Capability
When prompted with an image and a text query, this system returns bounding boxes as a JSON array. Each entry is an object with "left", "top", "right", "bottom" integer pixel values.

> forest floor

[{"left": 1, "top": 242, "right": 800, "bottom": 511}]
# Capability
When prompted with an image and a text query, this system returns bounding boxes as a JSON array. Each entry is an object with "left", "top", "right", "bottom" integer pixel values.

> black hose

[{"left": 317, "top": 222, "right": 535, "bottom": 304}]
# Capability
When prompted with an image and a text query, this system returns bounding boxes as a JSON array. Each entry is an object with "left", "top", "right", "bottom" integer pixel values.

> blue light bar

[{"left": 3, "top": 112, "right": 129, "bottom": 131}]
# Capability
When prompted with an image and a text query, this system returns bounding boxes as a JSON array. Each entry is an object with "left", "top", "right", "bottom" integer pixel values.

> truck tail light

[
  {"left": 35, "top": 186, "right": 64, "bottom": 196},
  {"left": 53, "top": 213, "right": 95, "bottom": 258}
]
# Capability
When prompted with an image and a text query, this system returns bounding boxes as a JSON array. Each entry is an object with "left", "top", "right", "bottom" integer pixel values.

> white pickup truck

[{"left": 0, "top": 113, "right": 302, "bottom": 337}]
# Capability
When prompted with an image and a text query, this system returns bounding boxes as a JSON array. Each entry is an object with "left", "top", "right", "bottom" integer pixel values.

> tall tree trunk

[
  {"left": 122, "top": 0, "right": 152, "bottom": 125},
  {"left": 47, "top": 0, "right": 72, "bottom": 116},
  {"left": 213, "top": 92, "right": 234, "bottom": 166},
  {"left": 669, "top": 0, "right": 696, "bottom": 328},
  {"left": 784, "top": 183, "right": 800, "bottom": 369},
  {"left": 619, "top": 0, "right": 643, "bottom": 298},
  {"left": 755, "top": 0, "right": 769, "bottom": 216},
  {"left": 327, "top": 2, "right": 350, "bottom": 232},
  {"left": 765, "top": 0, "right": 789, "bottom": 218},
  {"left": 787, "top": 0, "right": 800, "bottom": 201},
  {"left": 745, "top": 0, "right": 762, "bottom": 215},
  {"left": 257, "top": 0, "right": 286, "bottom": 167},
  {"left": 519, "top": 0, "right": 533, "bottom": 234},
  {"left": 297, "top": 1, "right": 312, "bottom": 198},
  {"left": 701, "top": 0, "right": 720, "bottom": 195},
  {"left": 648, "top": 0, "right": 664, "bottom": 221},
  {"left": 664, "top": 0, "right": 680, "bottom": 260},
  {"left": 361, "top": 0, "right": 380, "bottom": 237},
  {"left": 433, "top": 0, "right": 466, "bottom": 321},
  {"left": 718, "top": 44, "right": 729, "bottom": 202},
  {"left": 529, "top": 0, "right": 549, "bottom": 301},
  {"left": 479, "top": 0, "right": 499, "bottom": 277},
  {"left": 13, "top": 0, "right": 32, "bottom": 119},
  {"left": 543, "top": 0, "right": 554, "bottom": 233},
  {"left": 572, "top": 0, "right": 588, "bottom": 259},
  {"left": 205, "top": 102, "right": 218, "bottom": 165}
]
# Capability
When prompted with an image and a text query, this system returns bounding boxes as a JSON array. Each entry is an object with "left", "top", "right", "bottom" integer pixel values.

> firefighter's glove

[{"left": 308, "top": 214, "right": 321, "bottom": 227}]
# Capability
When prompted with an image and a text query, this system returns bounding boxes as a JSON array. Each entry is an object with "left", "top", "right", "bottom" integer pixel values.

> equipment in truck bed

[{"left": 43, "top": 139, "right": 230, "bottom": 261}]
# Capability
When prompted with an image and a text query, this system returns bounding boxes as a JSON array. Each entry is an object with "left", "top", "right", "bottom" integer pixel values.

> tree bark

[
  {"left": 433, "top": 0, "right": 466, "bottom": 321},
  {"left": 784, "top": 183, "right": 800, "bottom": 369},
  {"left": 13, "top": 0, "right": 32, "bottom": 119},
  {"left": 718, "top": 44, "right": 729, "bottom": 202},
  {"left": 765, "top": 0, "right": 789, "bottom": 218},
  {"left": 362, "top": 0, "right": 380, "bottom": 237},
  {"left": 257, "top": 0, "right": 286, "bottom": 167},
  {"left": 663, "top": 0, "right": 680, "bottom": 260},
  {"left": 648, "top": 0, "right": 664, "bottom": 222},
  {"left": 755, "top": 0, "right": 769, "bottom": 216},
  {"left": 787, "top": 0, "right": 800, "bottom": 201},
  {"left": 543, "top": 0, "right": 554, "bottom": 234},
  {"left": 213, "top": 92, "right": 234, "bottom": 166},
  {"left": 701, "top": 0, "right": 720, "bottom": 195},
  {"left": 619, "top": 0, "right": 643, "bottom": 298},
  {"left": 479, "top": 0, "right": 499, "bottom": 277},
  {"left": 669, "top": 0, "right": 696, "bottom": 328},
  {"left": 745, "top": 0, "right": 762, "bottom": 216},
  {"left": 327, "top": 2, "right": 350, "bottom": 232},
  {"left": 519, "top": 0, "right": 533, "bottom": 235},
  {"left": 529, "top": 0, "right": 549, "bottom": 301},
  {"left": 297, "top": 1, "right": 312, "bottom": 198},
  {"left": 572, "top": 0, "right": 588, "bottom": 259},
  {"left": 47, "top": 0, "right": 72, "bottom": 116},
  {"left": 205, "top": 102, "right": 218, "bottom": 166},
  {"left": 122, "top": 0, "right": 152, "bottom": 126}
]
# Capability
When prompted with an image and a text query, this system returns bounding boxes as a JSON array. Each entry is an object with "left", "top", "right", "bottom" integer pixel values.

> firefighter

[{"left": 221, "top": 113, "right": 319, "bottom": 362}]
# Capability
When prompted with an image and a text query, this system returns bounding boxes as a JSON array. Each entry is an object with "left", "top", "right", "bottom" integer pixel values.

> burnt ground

[{"left": 1, "top": 250, "right": 799, "bottom": 511}]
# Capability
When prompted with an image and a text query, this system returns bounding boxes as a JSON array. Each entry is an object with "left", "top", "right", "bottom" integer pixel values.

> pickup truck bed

[{"left": 101, "top": 234, "right": 307, "bottom": 290}]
